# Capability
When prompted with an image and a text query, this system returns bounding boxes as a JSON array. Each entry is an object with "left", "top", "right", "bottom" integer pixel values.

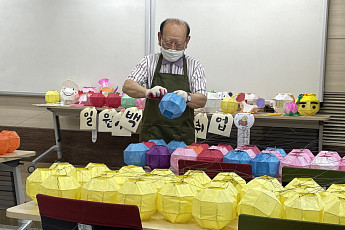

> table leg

[{"left": 318, "top": 121, "right": 324, "bottom": 152}]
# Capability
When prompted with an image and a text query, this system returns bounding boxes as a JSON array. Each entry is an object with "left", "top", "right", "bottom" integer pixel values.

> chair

[{"left": 36, "top": 194, "right": 142, "bottom": 230}]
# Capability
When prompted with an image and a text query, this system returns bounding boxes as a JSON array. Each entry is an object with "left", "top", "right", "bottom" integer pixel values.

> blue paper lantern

[
  {"left": 158, "top": 93, "right": 186, "bottom": 119},
  {"left": 123, "top": 143, "right": 149, "bottom": 167},
  {"left": 265, "top": 147, "right": 286, "bottom": 157},
  {"left": 148, "top": 139, "right": 167, "bottom": 146},
  {"left": 168, "top": 140, "right": 187, "bottom": 152},
  {"left": 223, "top": 150, "right": 252, "bottom": 165},
  {"left": 252, "top": 152, "right": 280, "bottom": 177},
  {"left": 146, "top": 145, "right": 172, "bottom": 169},
  {"left": 121, "top": 94, "right": 137, "bottom": 109}
]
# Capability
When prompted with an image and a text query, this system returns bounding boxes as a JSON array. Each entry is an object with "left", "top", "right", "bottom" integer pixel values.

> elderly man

[{"left": 122, "top": 18, "right": 207, "bottom": 145}]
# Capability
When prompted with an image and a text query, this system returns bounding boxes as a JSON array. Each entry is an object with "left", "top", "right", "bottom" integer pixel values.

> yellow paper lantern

[
  {"left": 284, "top": 192, "right": 324, "bottom": 222},
  {"left": 117, "top": 179, "right": 157, "bottom": 220},
  {"left": 323, "top": 193, "right": 345, "bottom": 224},
  {"left": 85, "top": 163, "right": 110, "bottom": 177},
  {"left": 45, "top": 90, "right": 60, "bottom": 103},
  {"left": 323, "top": 184, "right": 345, "bottom": 198},
  {"left": 221, "top": 97, "right": 238, "bottom": 114},
  {"left": 241, "top": 175, "right": 283, "bottom": 198},
  {"left": 119, "top": 165, "right": 146, "bottom": 177},
  {"left": 278, "top": 187, "right": 310, "bottom": 208},
  {"left": 184, "top": 170, "right": 211, "bottom": 187},
  {"left": 192, "top": 186, "right": 237, "bottom": 230},
  {"left": 172, "top": 175, "right": 203, "bottom": 192},
  {"left": 39, "top": 174, "right": 81, "bottom": 200},
  {"left": 26, "top": 168, "right": 52, "bottom": 202},
  {"left": 68, "top": 168, "right": 92, "bottom": 186},
  {"left": 81, "top": 176, "right": 121, "bottom": 203},
  {"left": 286, "top": 178, "right": 324, "bottom": 196},
  {"left": 206, "top": 180, "right": 239, "bottom": 206},
  {"left": 157, "top": 181, "right": 198, "bottom": 223},
  {"left": 295, "top": 93, "right": 320, "bottom": 116},
  {"left": 49, "top": 162, "right": 75, "bottom": 175},
  {"left": 140, "top": 173, "right": 165, "bottom": 192},
  {"left": 150, "top": 168, "right": 176, "bottom": 184},
  {"left": 213, "top": 172, "right": 246, "bottom": 192},
  {"left": 238, "top": 188, "right": 283, "bottom": 218},
  {"left": 100, "top": 170, "right": 129, "bottom": 186}
]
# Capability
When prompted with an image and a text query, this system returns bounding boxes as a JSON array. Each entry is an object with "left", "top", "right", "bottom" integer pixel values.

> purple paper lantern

[
  {"left": 170, "top": 147, "right": 198, "bottom": 172},
  {"left": 159, "top": 93, "right": 186, "bottom": 119},
  {"left": 123, "top": 143, "right": 149, "bottom": 167},
  {"left": 146, "top": 145, "right": 172, "bottom": 169}
]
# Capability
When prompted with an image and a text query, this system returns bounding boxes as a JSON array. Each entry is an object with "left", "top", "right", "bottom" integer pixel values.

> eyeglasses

[{"left": 161, "top": 39, "right": 186, "bottom": 50}]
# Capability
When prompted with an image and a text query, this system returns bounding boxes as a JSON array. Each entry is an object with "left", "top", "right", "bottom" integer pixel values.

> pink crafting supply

[
  {"left": 311, "top": 155, "right": 340, "bottom": 170},
  {"left": 170, "top": 147, "right": 198, "bottom": 173},
  {"left": 285, "top": 102, "right": 298, "bottom": 114},
  {"left": 262, "top": 150, "right": 283, "bottom": 161},
  {"left": 208, "top": 146, "right": 229, "bottom": 156},
  {"left": 316, "top": 151, "right": 341, "bottom": 162}
]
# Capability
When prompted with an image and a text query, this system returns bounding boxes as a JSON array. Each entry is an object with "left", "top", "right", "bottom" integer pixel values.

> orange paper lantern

[
  {"left": 0, "top": 132, "right": 9, "bottom": 155},
  {"left": 2, "top": 130, "right": 20, "bottom": 153}
]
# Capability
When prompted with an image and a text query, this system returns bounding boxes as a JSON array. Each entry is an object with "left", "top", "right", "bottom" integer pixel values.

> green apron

[{"left": 140, "top": 54, "right": 195, "bottom": 145}]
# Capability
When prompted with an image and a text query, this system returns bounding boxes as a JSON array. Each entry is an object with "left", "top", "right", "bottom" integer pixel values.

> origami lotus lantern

[
  {"left": 323, "top": 193, "right": 345, "bottom": 224},
  {"left": 206, "top": 180, "right": 239, "bottom": 205},
  {"left": 39, "top": 174, "right": 81, "bottom": 199},
  {"left": 295, "top": 93, "right": 320, "bottom": 116},
  {"left": 311, "top": 155, "right": 340, "bottom": 170},
  {"left": 136, "top": 98, "right": 146, "bottom": 109},
  {"left": 90, "top": 92, "right": 106, "bottom": 107},
  {"left": 265, "top": 147, "right": 287, "bottom": 157},
  {"left": 26, "top": 168, "right": 52, "bottom": 202},
  {"left": 192, "top": 186, "right": 237, "bottom": 229},
  {"left": 45, "top": 90, "right": 60, "bottom": 103},
  {"left": 184, "top": 170, "right": 211, "bottom": 187},
  {"left": 142, "top": 141, "right": 156, "bottom": 149},
  {"left": 117, "top": 179, "right": 157, "bottom": 220},
  {"left": 284, "top": 102, "right": 300, "bottom": 116},
  {"left": 284, "top": 192, "right": 324, "bottom": 222},
  {"left": 146, "top": 145, "right": 172, "bottom": 169},
  {"left": 106, "top": 93, "right": 121, "bottom": 108},
  {"left": 0, "top": 132, "right": 9, "bottom": 155},
  {"left": 272, "top": 93, "right": 294, "bottom": 114},
  {"left": 121, "top": 94, "right": 136, "bottom": 109},
  {"left": 221, "top": 96, "right": 238, "bottom": 114},
  {"left": 49, "top": 162, "right": 75, "bottom": 175},
  {"left": 167, "top": 140, "right": 187, "bottom": 152},
  {"left": 68, "top": 168, "right": 92, "bottom": 186},
  {"left": 170, "top": 147, "right": 198, "bottom": 173},
  {"left": 186, "top": 145, "right": 203, "bottom": 154},
  {"left": 139, "top": 173, "right": 165, "bottom": 192},
  {"left": 157, "top": 182, "right": 198, "bottom": 223},
  {"left": 191, "top": 142, "right": 210, "bottom": 150},
  {"left": 235, "top": 147, "right": 256, "bottom": 158},
  {"left": 119, "top": 165, "right": 146, "bottom": 177},
  {"left": 159, "top": 93, "right": 186, "bottom": 119},
  {"left": 123, "top": 143, "right": 149, "bottom": 167},
  {"left": 217, "top": 143, "right": 233, "bottom": 151},
  {"left": 251, "top": 152, "right": 280, "bottom": 177},
  {"left": 2, "top": 130, "right": 20, "bottom": 153},
  {"left": 241, "top": 176, "right": 283, "bottom": 198},
  {"left": 173, "top": 175, "right": 203, "bottom": 192},
  {"left": 316, "top": 151, "right": 341, "bottom": 162},
  {"left": 223, "top": 150, "right": 252, "bottom": 165},
  {"left": 213, "top": 172, "right": 246, "bottom": 192},
  {"left": 81, "top": 176, "right": 121, "bottom": 203},
  {"left": 204, "top": 91, "right": 222, "bottom": 113},
  {"left": 196, "top": 149, "right": 223, "bottom": 162},
  {"left": 208, "top": 146, "right": 229, "bottom": 156},
  {"left": 262, "top": 150, "right": 283, "bottom": 161},
  {"left": 85, "top": 163, "right": 110, "bottom": 178},
  {"left": 148, "top": 139, "right": 167, "bottom": 146},
  {"left": 238, "top": 188, "right": 283, "bottom": 218}
]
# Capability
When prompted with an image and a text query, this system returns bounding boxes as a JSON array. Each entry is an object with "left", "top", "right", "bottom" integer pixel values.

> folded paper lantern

[
  {"left": 289, "top": 148, "right": 315, "bottom": 161},
  {"left": 148, "top": 139, "right": 167, "bottom": 146},
  {"left": 136, "top": 98, "right": 146, "bottom": 109},
  {"left": 340, "top": 158, "right": 345, "bottom": 171},
  {"left": 142, "top": 141, "right": 156, "bottom": 149},
  {"left": 157, "top": 182, "right": 198, "bottom": 223},
  {"left": 311, "top": 155, "right": 340, "bottom": 170},
  {"left": 106, "top": 93, "right": 121, "bottom": 108},
  {"left": 159, "top": 93, "right": 186, "bottom": 119},
  {"left": 196, "top": 149, "right": 223, "bottom": 162},
  {"left": 192, "top": 186, "right": 237, "bottom": 229},
  {"left": 234, "top": 147, "right": 256, "bottom": 158},
  {"left": 121, "top": 94, "right": 137, "bottom": 109},
  {"left": 284, "top": 192, "right": 324, "bottom": 222},
  {"left": 173, "top": 175, "right": 203, "bottom": 192},
  {"left": 167, "top": 140, "right": 187, "bottom": 152},
  {"left": 119, "top": 165, "right": 146, "bottom": 177},
  {"left": 323, "top": 193, "right": 345, "bottom": 224},
  {"left": 251, "top": 152, "right": 280, "bottom": 177},
  {"left": 123, "top": 143, "right": 149, "bottom": 167},
  {"left": 208, "top": 146, "right": 229, "bottom": 156},
  {"left": 0, "top": 132, "right": 9, "bottom": 155},
  {"left": 60, "top": 80, "right": 78, "bottom": 104},
  {"left": 223, "top": 150, "right": 252, "bottom": 165},
  {"left": 265, "top": 147, "right": 287, "bottom": 157},
  {"left": 139, "top": 173, "right": 165, "bottom": 192},
  {"left": 2, "top": 130, "right": 20, "bottom": 153},
  {"left": 45, "top": 90, "right": 60, "bottom": 103},
  {"left": 279, "top": 152, "right": 312, "bottom": 174},
  {"left": 204, "top": 91, "right": 222, "bottom": 113},
  {"left": 316, "top": 151, "right": 341, "bottom": 162},
  {"left": 39, "top": 174, "right": 81, "bottom": 200},
  {"left": 81, "top": 176, "right": 121, "bottom": 203},
  {"left": 261, "top": 150, "right": 283, "bottom": 161},
  {"left": 272, "top": 93, "right": 294, "bottom": 114},
  {"left": 117, "top": 179, "right": 157, "bottom": 220},
  {"left": 285, "top": 101, "right": 299, "bottom": 116},
  {"left": 241, "top": 176, "right": 283, "bottom": 198},
  {"left": 101, "top": 170, "right": 129, "bottom": 186},
  {"left": 90, "top": 92, "right": 106, "bottom": 107},
  {"left": 221, "top": 96, "right": 238, "bottom": 114},
  {"left": 184, "top": 170, "right": 211, "bottom": 187},
  {"left": 286, "top": 178, "right": 324, "bottom": 195},
  {"left": 295, "top": 93, "right": 320, "bottom": 116},
  {"left": 150, "top": 168, "right": 176, "bottom": 184},
  {"left": 206, "top": 180, "right": 239, "bottom": 205},
  {"left": 191, "top": 142, "right": 210, "bottom": 150},
  {"left": 85, "top": 163, "right": 110, "bottom": 178},
  {"left": 242, "top": 145, "right": 261, "bottom": 155},
  {"left": 323, "top": 184, "right": 345, "bottom": 198},
  {"left": 26, "top": 168, "right": 52, "bottom": 202},
  {"left": 146, "top": 145, "right": 172, "bottom": 169},
  {"left": 49, "top": 162, "right": 75, "bottom": 175},
  {"left": 213, "top": 172, "right": 246, "bottom": 192},
  {"left": 170, "top": 147, "right": 198, "bottom": 173},
  {"left": 68, "top": 168, "right": 92, "bottom": 186},
  {"left": 217, "top": 143, "right": 233, "bottom": 151},
  {"left": 186, "top": 145, "right": 203, "bottom": 154},
  {"left": 238, "top": 188, "right": 283, "bottom": 218}
]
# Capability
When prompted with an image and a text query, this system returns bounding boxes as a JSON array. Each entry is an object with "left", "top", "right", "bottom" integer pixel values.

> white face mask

[{"left": 161, "top": 46, "right": 184, "bottom": 63}]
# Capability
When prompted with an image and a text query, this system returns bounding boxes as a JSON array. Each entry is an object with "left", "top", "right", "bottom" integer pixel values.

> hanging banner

[
  {"left": 80, "top": 107, "right": 97, "bottom": 130},
  {"left": 208, "top": 113, "right": 233, "bottom": 137}
]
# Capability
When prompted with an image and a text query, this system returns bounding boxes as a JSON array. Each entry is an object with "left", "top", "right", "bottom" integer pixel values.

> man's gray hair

[{"left": 160, "top": 18, "right": 190, "bottom": 38}]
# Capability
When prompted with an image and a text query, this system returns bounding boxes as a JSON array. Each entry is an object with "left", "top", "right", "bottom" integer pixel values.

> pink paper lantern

[
  {"left": 339, "top": 158, "right": 345, "bottom": 171},
  {"left": 196, "top": 149, "right": 223, "bottom": 162},
  {"left": 90, "top": 93, "right": 106, "bottom": 107},
  {"left": 170, "top": 147, "right": 198, "bottom": 172},
  {"left": 242, "top": 145, "right": 261, "bottom": 155},
  {"left": 262, "top": 150, "right": 283, "bottom": 161},
  {"left": 316, "top": 151, "right": 341, "bottom": 162},
  {"left": 235, "top": 147, "right": 256, "bottom": 158},
  {"left": 217, "top": 144, "right": 233, "bottom": 151},
  {"left": 136, "top": 98, "right": 146, "bottom": 110},
  {"left": 142, "top": 141, "right": 156, "bottom": 149},
  {"left": 279, "top": 153, "right": 311, "bottom": 174},
  {"left": 208, "top": 146, "right": 229, "bottom": 156},
  {"left": 289, "top": 149, "right": 314, "bottom": 161},
  {"left": 106, "top": 93, "right": 121, "bottom": 108},
  {"left": 311, "top": 155, "right": 340, "bottom": 170}
]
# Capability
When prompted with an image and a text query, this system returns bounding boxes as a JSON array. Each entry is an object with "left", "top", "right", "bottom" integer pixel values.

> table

[{"left": 7, "top": 200, "right": 238, "bottom": 230}]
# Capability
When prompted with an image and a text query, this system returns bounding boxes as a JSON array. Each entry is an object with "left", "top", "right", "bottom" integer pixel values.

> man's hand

[
  {"left": 145, "top": 86, "right": 167, "bottom": 100},
  {"left": 174, "top": 90, "right": 189, "bottom": 102}
]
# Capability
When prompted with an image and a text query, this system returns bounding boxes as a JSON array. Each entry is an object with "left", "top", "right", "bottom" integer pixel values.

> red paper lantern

[
  {"left": 142, "top": 141, "right": 156, "bottom": 149},
  {"left": 1, "top": 130, "right": 20, "bottom": 153},
  {"left": 191, "top": 143, "right": 210, "bottom": 151},
  {"left": 90, "top": 93, "right": 106, "bottom": 107},
  {"left": 106, "top": 93, "right": 121, "bottom": 108},
  {"left": 0, "top": 132, "right": 9, "bottom": 155},
  {"left": 196, "top": 149, "right": 223, "bottom": 162}
]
